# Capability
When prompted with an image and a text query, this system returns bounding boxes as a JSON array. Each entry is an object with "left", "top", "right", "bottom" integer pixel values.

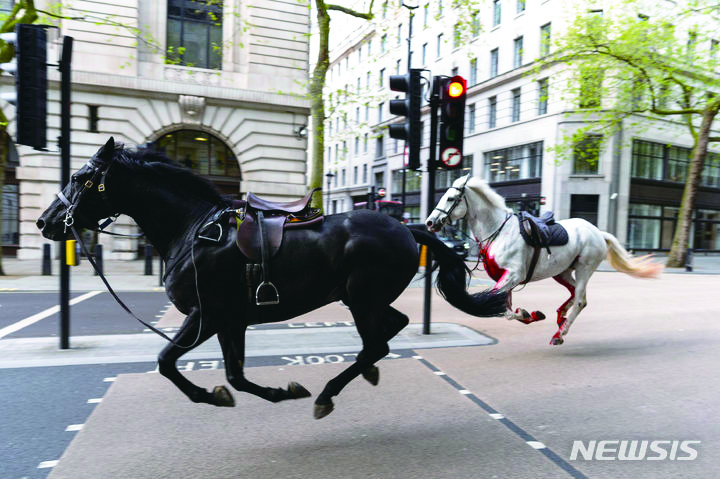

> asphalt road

[{"left": 2, "top": 271, "right": 720, "bottom": 478}]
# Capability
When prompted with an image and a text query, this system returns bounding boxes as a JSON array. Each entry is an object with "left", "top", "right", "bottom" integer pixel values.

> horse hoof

[
  {"left": 550, "top": 336, "right": 564, "bottom": 346},
  {"left": 314, "top": 400, "right": 334, "bottom": 420},
  {"left": 362, "top": 366, "right": 380, "bottom": 386},
  {"left": 287, "top": 381, "right": 311, "bottom": 399},
  {"left": 213, "top": 385, "right": 235, "bottom": 407},
  {"left": 532, "top": 311, "right": 545, "bottom": 321}
]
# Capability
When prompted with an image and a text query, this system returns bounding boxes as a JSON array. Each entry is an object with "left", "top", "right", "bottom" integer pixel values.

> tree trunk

[
  {"left": 666, "top": 105, "right": 719, "bottom": 267},
  {"left": 309, "top": 2, "right": 330, "bottom": 210}
]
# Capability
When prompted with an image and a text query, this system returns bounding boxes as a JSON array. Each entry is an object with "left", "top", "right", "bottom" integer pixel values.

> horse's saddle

[
  {"left": 517, "top": 211, "right": 569, "bottom": 252},
  {"left": 233, "top": 188, "right": 323, "bottom": 305}
]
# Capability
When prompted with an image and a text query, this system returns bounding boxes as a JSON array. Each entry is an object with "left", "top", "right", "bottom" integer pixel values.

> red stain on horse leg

[
  {"left": 480, "top": 247, "right": 507, "bottom": 284},
  {"left": 553, "top": 274, "right": 575, "bottom": 327}
]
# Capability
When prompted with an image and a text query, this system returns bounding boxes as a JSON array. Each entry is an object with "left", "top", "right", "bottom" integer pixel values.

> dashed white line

[
  {"left": 459, "top": 389, "right": 472, "bottom": 395},
  {"left": 433, "top": 371, "right": 446, "bottom": 376},
  {"left": 412, "top": 355, "right": 423, "bottom": 359},
  {"left": 65, "top": 424, "right": 83, "bottom": 432},
  {"left": 527, "top": 441, "right": 547, "bottom": 450},
  {"left": 103, "top": 377, "right": 116, "bottom": 382},
  {"left": 87, "top": 398, "right": 103, "bottom": 404},
  {"left": 489, "top": 413, "right": 505, "bottom": 420},
  {"left": 38, "top": 460, "right": 59, "bottom": 469}
]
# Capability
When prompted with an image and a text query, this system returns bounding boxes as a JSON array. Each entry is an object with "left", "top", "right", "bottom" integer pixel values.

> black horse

[{"left": 37, "top": 137, "right": 507, "bottom": 418}]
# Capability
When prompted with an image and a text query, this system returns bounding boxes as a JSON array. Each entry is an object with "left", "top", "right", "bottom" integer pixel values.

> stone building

[{"left": 1, "top": 0, "right": 311, "bottom": 259}]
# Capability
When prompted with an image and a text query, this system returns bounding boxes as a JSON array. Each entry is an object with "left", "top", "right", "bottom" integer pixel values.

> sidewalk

[{"left": 0, "top": 251, "right": 718, "bottom": 292}]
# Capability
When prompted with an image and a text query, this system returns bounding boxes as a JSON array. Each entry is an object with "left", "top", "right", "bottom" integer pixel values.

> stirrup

[
  {"left": 256, "top": 281, "right": 279, "bottom": 306},
  {"left": 198, "top": 222, "right": 223, "bottom": 242}
]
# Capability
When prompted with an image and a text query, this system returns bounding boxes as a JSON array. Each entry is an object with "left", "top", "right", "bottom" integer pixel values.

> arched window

[
  {"left": 167, "top": 0, "right": 223, "bottom": 70},
  {"left": 153, "top": 130, "right": 240, "bottom": 196}
]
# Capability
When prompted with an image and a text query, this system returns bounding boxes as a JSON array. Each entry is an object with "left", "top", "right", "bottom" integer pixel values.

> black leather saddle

[{"left": 517, "top": 211, "right": 569, "bottom": 252}]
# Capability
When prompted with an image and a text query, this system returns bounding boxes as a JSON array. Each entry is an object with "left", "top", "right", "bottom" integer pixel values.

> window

[
  {"left": 437, "top": 33, "right": 443, "bottom": 58},
  {"left": 579, "top": 67, "right": 602, "bottom": 108},
  {"left": 396, "top": 59, "right": 401, "bottom": 75},
  {"left": 424, "top": 4, "right": 430, "bottom": 27},
  {"left": 572, "top": 134, "right": 602, "bottom": 174},
  {"left": 381, "top": 34, "right": 387, "bottom": 53},
  {"left": 358, "top": 47, "right": 362, "bottom": 63},
  {"left": 356, "top": 107, "right": 360, "bottom": 124},
  {"left": 570, "top": 195, "right": 599, "bottom": 226},
  {"left": 422, "top": 43, "right": 428, "bottom": 64},
  {"left": 484, "top": 141, "right": 543, "bottom": 182},
  {"left": 540, "top": 23, "right": 551, "bottom": 57},
  {"left": 453, "top": 23, "right": 461, "bottom": 49},
  {"left": 471, "top": 13, "right": 480, "bottom": 37},
  {"left": 468, "top": 104, "right": 476, "bottom": 133},
  {"left": 154, "top": 130, "right": 240, "bottom": 181},
  {"left": 379, "top": 68, "right": 385, "bottom": 88},
  {"left": 513, "top": 36, "right": 523, "bottom": 68},
  {"left": 365, "top": 103, "right": 370, "bottom": 121},
  {"left": 538, "top": 78, "right": 548, "bottom": 115},
  {"left": 367, "top": 39, "right": 372, "bottom": 56},
  {"left": 470, "top": 58, "right": 478, "bottom": 85},
  {"left": 511, "top": 88, "right": 521, "bottom": 122},
  {"left": 167, "top": 0, "right": 223, "bottom": 69},
  {"left": 364, "top": 133, "right": 369, "bottom": 152},
  {"left": 341, "top": 168, "right": 346, "bottom": 186},
  {"left": 378, "top": 102, "right": 384, "bottom": 123},
  {"left": 366, "top": 71, "right": 371, "bottom": 89},
  {"left": 397, "top": 24, "right": 402, "bottom": 45},
  {"left": 493, "top": 0, "right": 501, "bottom": 27},
  {"left": 517, "top": 0, "right": 525, "bottom": 13},
  {"left": 355, "top": 136, "right": 360, "bottom": 154},
  {"left": 488, "top": 96, "right": 497, "bottom": 128},
  {"left": 490, "top": 48, "right": 499, "bottom": 78},
  {"left": 376, "top": 135, "right": 385, "bottom": 159},
  {"left": 438, "top": 0, "right": 443, "bottom": 16},
  {"left": 451, "top": 66, "right": 458, "bottom": 76},
  {"left": 353, "top": 166, "right": 358, "bottom": 184},
  {"left": 382, "top": 1, "right": 388, "bottom": 18},
  {"left": 88, "top": 105, "right": 99, "bottom": 132},
  {"left": 363, "top": 164, "right": 368, "bottom": 183}
]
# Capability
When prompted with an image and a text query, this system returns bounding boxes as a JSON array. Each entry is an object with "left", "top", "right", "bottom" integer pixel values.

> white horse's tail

[{"left": 602, "top": 232, "right": 663, "bottom": 278}]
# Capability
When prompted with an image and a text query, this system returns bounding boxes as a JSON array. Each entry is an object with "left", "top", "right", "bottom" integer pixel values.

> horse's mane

[
  {"left": 113, "top": 145, "right": 228, "bottom": 205},
  {"left": 466, "top": 176, "right": 510, "bottom": 211}
]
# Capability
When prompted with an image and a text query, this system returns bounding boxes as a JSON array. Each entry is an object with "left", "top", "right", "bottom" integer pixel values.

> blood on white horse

[{"left": 426, "top": 174, "right": 663, "bottom": 345}]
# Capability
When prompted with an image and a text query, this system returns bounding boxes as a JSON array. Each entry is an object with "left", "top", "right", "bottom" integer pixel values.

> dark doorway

[{"left": 570, "top": 194, "right": 599, "bottom": 226}]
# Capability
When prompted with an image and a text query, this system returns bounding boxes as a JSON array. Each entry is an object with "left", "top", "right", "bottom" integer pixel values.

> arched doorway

[{"left": 152, "top": 130, "right": 241, "bottom": 197}]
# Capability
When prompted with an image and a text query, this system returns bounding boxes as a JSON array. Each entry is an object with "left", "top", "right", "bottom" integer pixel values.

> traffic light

[
  {"left": 0, "top": 24, "right": 48, "bottom": 150},
  {"left": 388, "top": 68, "right": 422, "bottom": 170},
  {"left": 439, "top": 75, "right": 467, "bottom": 169}
]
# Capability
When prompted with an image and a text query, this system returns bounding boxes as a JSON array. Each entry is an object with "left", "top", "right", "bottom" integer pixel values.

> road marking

[
  {"left": 65, "top": 424, "right": 84, "bottom": 432},
  {"left": 0, "top": 291, "right": 103, "bottom": 339},
  {"left": 87, "top": 398, "right": 103, "bottom": 404},
  {"left": 459, "top": 389, "right": 472, "bottom": 395},
  {"left": 103, "top": 377, "right": 116, "bottom": 382},
  {"left": 38, "top": 460, "right": 59, "bottom": 469},
  {"left": 416, "top": 355, "right": 588, "bottom": 479}
]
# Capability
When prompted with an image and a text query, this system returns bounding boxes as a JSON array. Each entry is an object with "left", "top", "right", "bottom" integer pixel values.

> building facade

[
  {"left": 1, "top": 0, "right": 311, "bottom": 259},
  {"left": 323, "top": 0, "right": 720, "bottom": 252}
]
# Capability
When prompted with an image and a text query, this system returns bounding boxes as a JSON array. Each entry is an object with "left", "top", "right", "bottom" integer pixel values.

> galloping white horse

[{"left": 426, "top": 174, "right": 663, "bottom": 345}]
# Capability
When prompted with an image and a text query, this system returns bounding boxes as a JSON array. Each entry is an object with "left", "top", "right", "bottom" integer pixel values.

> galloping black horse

[{"left": 37, "top": 137, "right": 507, "bottom": 418}]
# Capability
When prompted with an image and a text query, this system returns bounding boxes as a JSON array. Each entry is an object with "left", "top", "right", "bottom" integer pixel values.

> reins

[{"left": 56, "top": 155, "right": 216, "bottom": 349}]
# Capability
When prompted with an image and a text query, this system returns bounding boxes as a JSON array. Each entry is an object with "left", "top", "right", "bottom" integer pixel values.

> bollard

[
  {"left": 42, "top": 244, "right": 52, "bottom": 275},
  {"left": 94, "top": 244, "right": 103, "bottom": 276},
  {"left": 685, "top": 248, "right": 693, "bottom": 272},
  {"left": 144, "top": 244, "right": 153, "bottom": 275}
]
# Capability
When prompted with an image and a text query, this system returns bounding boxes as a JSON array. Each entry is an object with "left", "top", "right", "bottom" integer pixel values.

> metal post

[
  {"left": 94, "top": 244, "right": 103, "bottom": 276},
  {"left": 59, "top": 36, "right": 73, "bottom": 350},
  {"left": 401, "top": 3, "right": 417, "bottom": 216},
  {"left": 685, "top": 247, "right": 693, "bottom": 272},
  {"left": 159, "top": 257, "right": 164, "bottom": 286},
  {"left": 42, "top": 243, "right": 52, "bottom": 275},
  {"left": 423, "top": 77, "right": 440, "bottom": 335},
  {"left": 144, "top": 244, "right": 154, "bottom": 275}
]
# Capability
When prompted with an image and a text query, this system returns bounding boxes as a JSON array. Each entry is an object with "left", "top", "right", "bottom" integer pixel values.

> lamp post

[
  {"left": 400, "top": 2, "right": 418, "bottom": 216},
  {"left": 325, "top": 172, "right": 335, "bottom": 213}
]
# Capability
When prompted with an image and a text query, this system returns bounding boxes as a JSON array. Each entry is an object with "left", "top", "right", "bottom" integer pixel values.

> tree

[
  {"left": 309, "top": 0, "right": 374, "bottom": 209},
  {"left": 536, "top": 0, "right": 720, "bottom": 267}
]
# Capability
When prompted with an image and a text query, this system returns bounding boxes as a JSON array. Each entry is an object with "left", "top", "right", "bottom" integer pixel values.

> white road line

[
  {"left": 489, "top": 413, "right": 504, "bottom": 420},
  {"left": 0, "top": 291, "right": 103, "bottom": 339},
  {"left": 38, "top": 460, "right": 59, "bottom": 469},
  {"left": 412, "top": 355, "right": 423, "bottom": 359},
  {"left": 87, "top": 398, "right": 103, "bottom": 404},
  {"left": 103, "top": 377, "right": 116, "bottom": 382},
  {"left": 458, "top": 389, "right": 472, "bottom": 395},
  {"left": 527, "top": 441, "right": 547, "bottom": 450},
  {"left": 65, "top": 424, "right": 83, "bottom": 432},
  {"left": 433, "top": 371, "right": 446, "bottom": 376}
]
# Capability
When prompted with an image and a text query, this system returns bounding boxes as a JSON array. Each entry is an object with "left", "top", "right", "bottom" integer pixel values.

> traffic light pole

[
  {"left": 59, "top": 36, "right": 73, "bottom": 349},
  {"left": 423, "top": 76, "right": 440, "bottom": 335}
]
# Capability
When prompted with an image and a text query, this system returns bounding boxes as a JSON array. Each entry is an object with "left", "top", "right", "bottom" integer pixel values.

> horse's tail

[
  {"left": 410, "top": 227, "right": 507, "bottom": 317},
  {"left": 601, "top": 232, "right": 663, "bottom": 278}
]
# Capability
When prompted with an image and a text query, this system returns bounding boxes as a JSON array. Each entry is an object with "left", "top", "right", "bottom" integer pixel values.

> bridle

[
  {"left": 56, "top": 158, "right": 119, "bottom": 234},
  {"left": 431, "top": 175, "right": 471, "bottom": 227}
]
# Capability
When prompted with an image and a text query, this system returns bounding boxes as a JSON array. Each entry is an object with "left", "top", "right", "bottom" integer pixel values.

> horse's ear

[{"left": 95, "top": 137, "right": 115, "bottom": 160}]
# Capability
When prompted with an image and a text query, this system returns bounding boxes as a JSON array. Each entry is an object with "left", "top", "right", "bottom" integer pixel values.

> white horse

[{"left": 425, "top": 174, "right": 663, "bottom": 345}]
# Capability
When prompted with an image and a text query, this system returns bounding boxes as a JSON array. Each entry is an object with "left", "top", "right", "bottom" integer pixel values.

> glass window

[
  {"left": 1, "top": 184, "right": 18, "bottom": 246},
  {"left": 488, "top": 96, "right": 497, "bottom": 129},
  {"left": 493, "top": 0, "right": 501, "bottom": 26},
  {"left": 511, "top": 88, "right": 521, "bottom": 122},
  {"left": 490, "top": 48, "right": 499, "bottom": 78},
  {"left": 167, "top": 0, "right": 223, "bottom": 70},
  {"left": 468, "top": 104, "right": 475, "bottom": 133},
  {"left": 513, "top": 36, "right": 523, "bottom": 68},
  {"left": 579, "top": 66, "right": 603, "bottom": 108},
  {"left": 631, "top": 140, "right": 664, "bottom": 180},
  {"left": 538, "top": 78, "right": 549, "bottom": 115},
  {"left": 517, "top": 0, "right": 526, "bottom": 13},
  {"left": 667, "top": 146, "right": 690, "bottom": 183},
  {"left": 470, "top": 58, "right": 478, "bottom": 85},
  {"left": 484, "top": 141, "right": 543, "bottom": 182},
  {"left": 540, "top": 23, "right": 551, "bottom": 57},
  {"left": 572, "top": 134, "right": 601, "bottom": 174},
  {"left": 153, "top": 130, "right": 239, "bottom": 179}
]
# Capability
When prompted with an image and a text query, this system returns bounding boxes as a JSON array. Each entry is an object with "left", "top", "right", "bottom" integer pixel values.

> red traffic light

[{"left": 444, "top": 76, "right": 466, "bottom": 99}]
